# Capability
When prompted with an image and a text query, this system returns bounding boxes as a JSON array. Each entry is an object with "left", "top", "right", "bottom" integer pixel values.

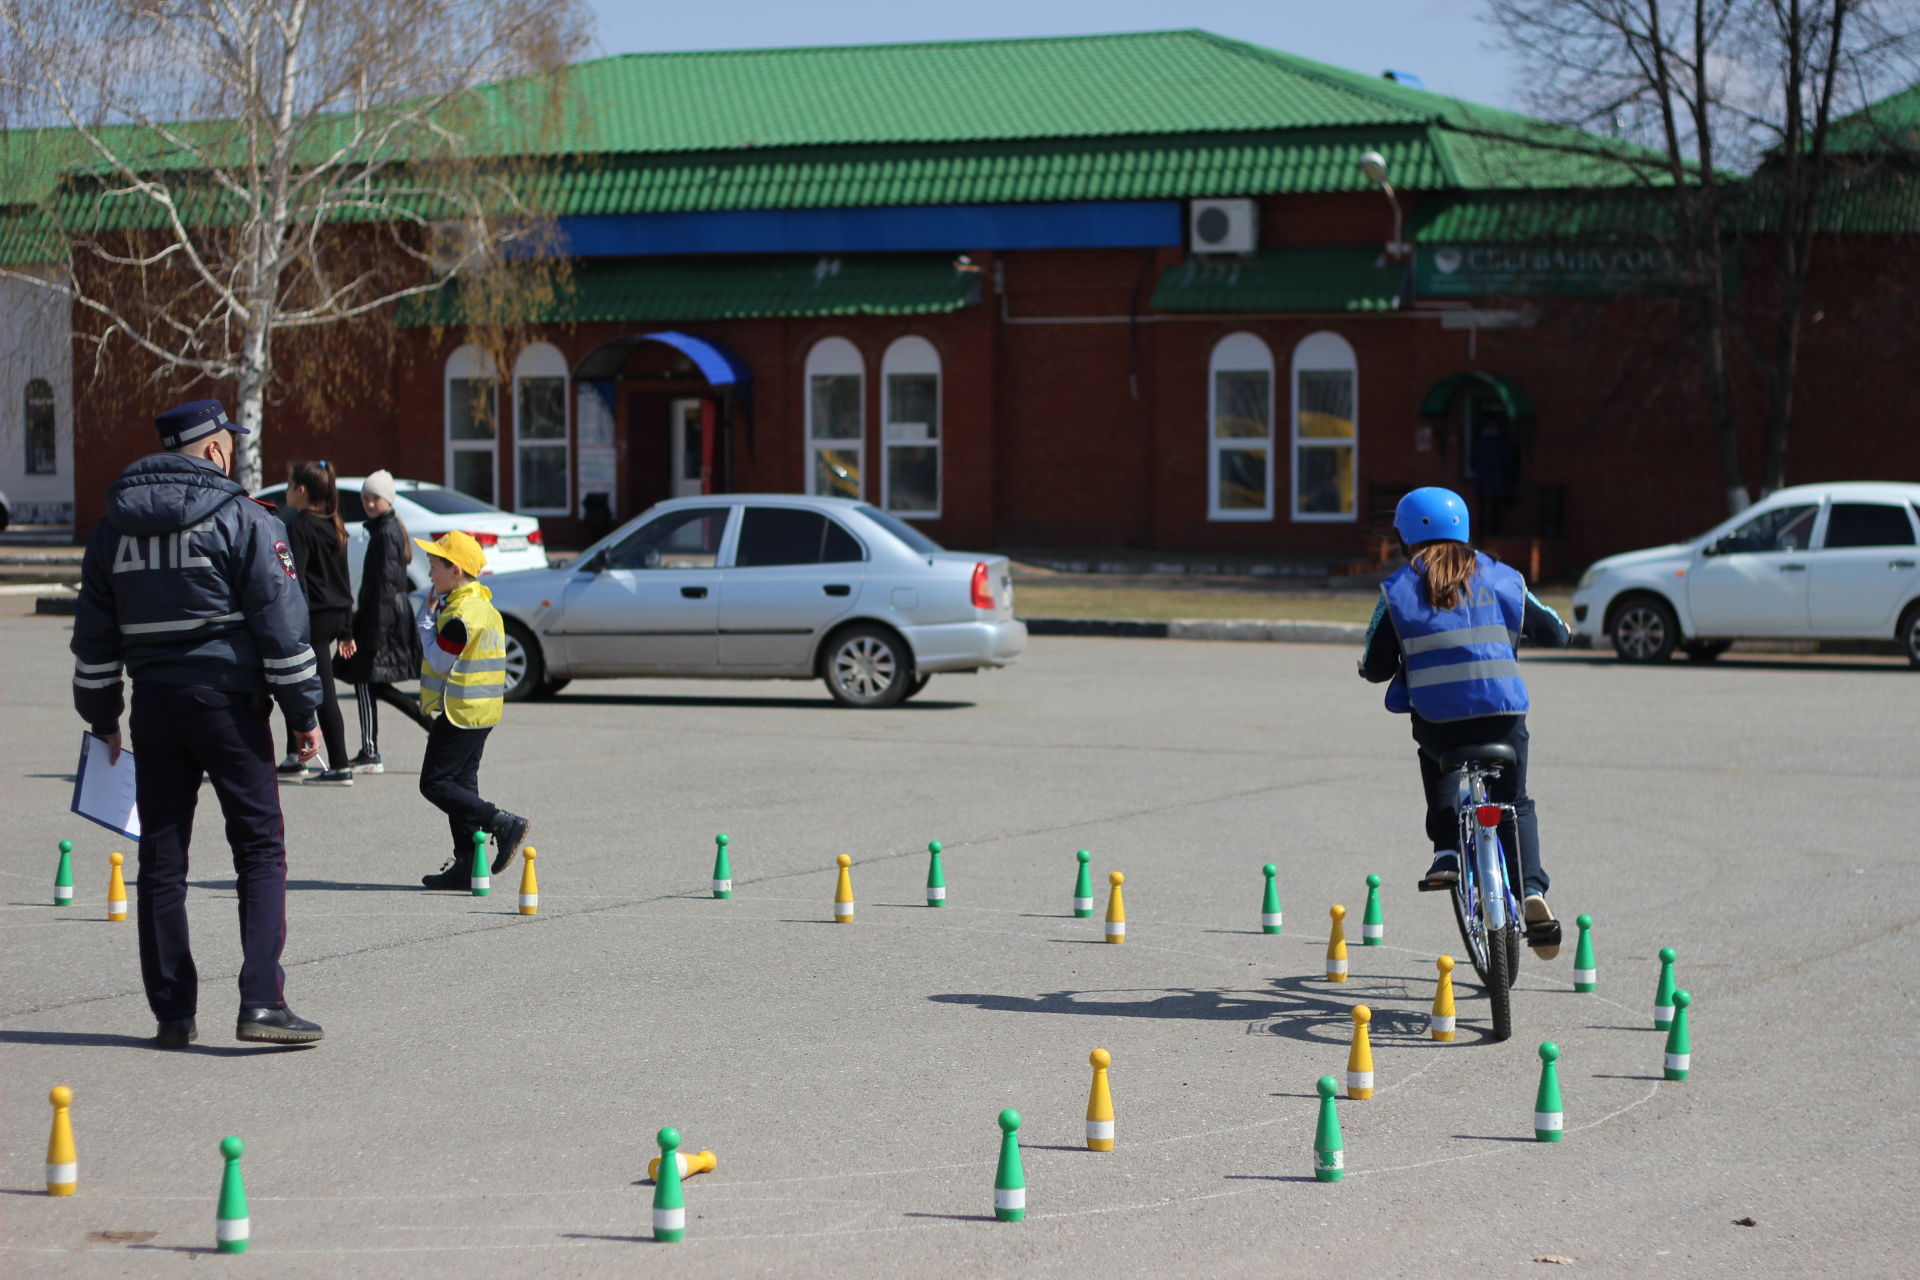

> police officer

[{"left": 71, "top": 399, "right": 328, "bottom": 1049}]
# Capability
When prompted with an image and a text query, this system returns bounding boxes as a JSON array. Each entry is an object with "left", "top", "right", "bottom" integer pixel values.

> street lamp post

[{"left": 1358, "top": 150, "right": 1411, "bottom": 260}]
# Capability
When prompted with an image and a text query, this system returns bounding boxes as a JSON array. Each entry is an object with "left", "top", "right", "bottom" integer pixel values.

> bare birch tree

[{"left": 0, "top": 0, "right": 589, "bottom": 490}]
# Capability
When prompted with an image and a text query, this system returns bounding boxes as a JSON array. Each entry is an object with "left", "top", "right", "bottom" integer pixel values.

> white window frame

[
  {"left": 881, "top": 335, "right": 942, "bottom": 519},
  {"left": 512, "top": 343, "right": 570, "bottom": 516},
  {"left": 805, "top": 337, "right": 864, "bottom": 500},
  {"left": 1207, "top": 332, "right": 1275, "bottom": 522},
  {"left": 444, "top": 343, "right": 498, "bottom": 505},
  {"left": 1290, "top": 331, "right": 1359, "bottom": 524}
]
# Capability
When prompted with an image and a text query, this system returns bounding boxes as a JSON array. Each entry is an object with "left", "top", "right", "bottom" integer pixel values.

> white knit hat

[{"left": 361, "top": 469, "right": 397, "bottom": 505}]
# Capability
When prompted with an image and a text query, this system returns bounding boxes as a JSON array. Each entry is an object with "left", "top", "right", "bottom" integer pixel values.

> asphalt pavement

[{"left": 2, "top": 608, "right": 1915, "bottom": 1278}]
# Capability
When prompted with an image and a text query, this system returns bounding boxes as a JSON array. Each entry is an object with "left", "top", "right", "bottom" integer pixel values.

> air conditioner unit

[{"left": 1189, "top": 198, "right": 1257, "bottom": 254}]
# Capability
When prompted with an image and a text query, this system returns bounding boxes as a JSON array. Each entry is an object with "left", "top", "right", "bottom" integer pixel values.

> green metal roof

[
  {"left": 396, "top": 253, "right": 982, "bottom": 327},
  {"left": 1820, "top": 82, "right": 1920, "bottom": 156},
  {"left": 1150, "top": 245, "right": 1405, "bottom": 313}
]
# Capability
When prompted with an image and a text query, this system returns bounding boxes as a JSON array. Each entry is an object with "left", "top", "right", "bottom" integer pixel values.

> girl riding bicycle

[{"left": 1358, "top": 487, "right": 1570, "bottom": 958}]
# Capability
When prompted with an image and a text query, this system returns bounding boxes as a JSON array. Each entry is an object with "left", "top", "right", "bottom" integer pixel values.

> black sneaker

[
  {"left": 154, "top": 1017, "right": 197, "bottom": 1050},
  {"left": 421, "top": 857, "right": 467, "bottom": 890},
  {"left": 276, "top": 753, "right": 314, "bottom": 777},
  {"left": 236, "top": 1006, "right": 324, "bottom": 1044},
  {"left": 347, "top": 750, "right": 384, "bottom": 775},
  {"left": 1418, "top": 853, "right": 1460, "bottom": 892},
  {"left": 312, "top": 768, "right": 355, "bottom": 786},
  {"left": 489, "top": 811, "right": 532, "bottom": 875}
]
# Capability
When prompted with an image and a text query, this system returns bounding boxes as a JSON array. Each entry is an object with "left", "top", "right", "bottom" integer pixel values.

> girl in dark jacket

[
  {"left": 278, "top": 460, "right": 356, "bottom": 784},
  {"left": 343, "top": 469, "right": 428, "bottom": 772}
]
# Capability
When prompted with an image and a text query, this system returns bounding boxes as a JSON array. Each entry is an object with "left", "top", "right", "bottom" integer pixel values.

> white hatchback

[
  {"left": 1570, "top": 481, "right": 1920, "bottom": 666},
  {"left": 252, "top": 477, "right": 549, "bottom": 595}
]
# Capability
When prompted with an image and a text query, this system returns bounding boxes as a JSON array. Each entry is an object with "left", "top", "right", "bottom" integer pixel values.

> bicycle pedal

[
  {"left": 1525, "top": 920, "right": 1563, "bottom": 946},
  {"left": 1416, "top": 876, "right": 1456, "bottom": 893}
]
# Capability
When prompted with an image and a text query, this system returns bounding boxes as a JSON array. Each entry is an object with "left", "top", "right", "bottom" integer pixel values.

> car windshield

[
  {"left": 856, "top": 505, "right": 943, "bottom": 555},
  {"left": 401, "top": 487, "right": 501, "bottom": 516}
]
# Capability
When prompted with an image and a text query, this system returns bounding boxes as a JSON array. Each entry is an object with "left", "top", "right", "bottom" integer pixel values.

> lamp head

[{"left": 1358, "top": 150, "right": 1389, "bottom": 188}]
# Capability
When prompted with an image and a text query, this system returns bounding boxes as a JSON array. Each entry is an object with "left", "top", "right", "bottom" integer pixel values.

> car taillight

[
  {"left": 527, "top": 529, "right": 543, "bottom": 546},
  {"left": 463, "top": 530, "right": 499, "bottom": 547},
  {"left": 970, "top": 562, "right": 994, "bottom": 610},
  {"left": 1476, "top": 805, "right": 1504, "bottom": 828}
]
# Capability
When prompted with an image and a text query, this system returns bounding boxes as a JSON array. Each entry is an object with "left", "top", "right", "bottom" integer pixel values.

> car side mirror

[
  {"left": 1702, "top": 538, "right": 1725, "bottom": 556},
  {"left": 576, "top": 550, "right": 605, "bottom": 574}
]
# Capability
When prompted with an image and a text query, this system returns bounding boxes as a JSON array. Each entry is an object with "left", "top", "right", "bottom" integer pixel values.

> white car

[
  {"left": 485, "top": 494, "right": 1027, "bottom": 707},
  {"left": 1570, "top": 481, "right": 1920, "bottom": 666},
  {"left": 252, "top": 477, "right": 548, "bottom": 595}
]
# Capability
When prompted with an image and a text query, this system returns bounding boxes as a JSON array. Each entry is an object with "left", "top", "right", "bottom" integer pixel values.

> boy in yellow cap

[{"left": 411, "top": 531, "right": 531, "bottom": 889}]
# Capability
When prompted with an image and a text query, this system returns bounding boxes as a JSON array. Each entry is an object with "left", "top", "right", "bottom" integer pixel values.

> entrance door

[{"left": 670, "top": 398, "right": 706, "bottom": 498}]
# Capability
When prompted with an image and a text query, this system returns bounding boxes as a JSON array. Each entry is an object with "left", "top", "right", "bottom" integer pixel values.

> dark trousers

[
  {"left": 280, "top": 608, "right": 348, "bottom": 768},
  {"left": 1412, "top": 713, "right": 1549, "bottom": 897},
  {"left": 129, "top": 682, "right": 289, "bottom": 1020},
  {"left": 419, "top": 717, "right": 497, "bottom": 858},
  {"left": 354, "top": 681, "right": 431, "bottom": 757}
]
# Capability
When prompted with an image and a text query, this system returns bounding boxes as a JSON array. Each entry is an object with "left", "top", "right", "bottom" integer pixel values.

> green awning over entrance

[
  {"left": 1150, "top": 245, "right": 1405, "bottom": 313},
  {"left": 1419, "top": 370, "right": 1534, "bottom": 421},
  {"left": 396, "top": 254, "right": 983, "bottom": 327}
]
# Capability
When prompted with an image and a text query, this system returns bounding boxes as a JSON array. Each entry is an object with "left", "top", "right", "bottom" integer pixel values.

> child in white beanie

[{"left": 344, "top": 470, "right": 429, "bottom": 771}]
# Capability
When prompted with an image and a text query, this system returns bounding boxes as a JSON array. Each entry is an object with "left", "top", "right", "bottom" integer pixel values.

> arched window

[
  {"left": 1291, "top": 332, "right": 1357, "bottom": 521},
  {"left": 23, "top": 378, "right": 55, "bottom": 475},
  {"left": 444, "top": 344, "right": 497, "bottom": 504},
  {"left": 881, "top": 336, "right": 941, "bottom": 517},
  {"left": 1208, "top": 333, "right": 1274, "bottom": 520},
  {"left": 805, "top": 337, "right": 863, "bottom": 500},
  {"left": 513, "top": 343, "right": 568, "bottom": 515}
]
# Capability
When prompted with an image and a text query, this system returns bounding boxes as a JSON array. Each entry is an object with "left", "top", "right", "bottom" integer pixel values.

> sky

[{"left": 582, "top": 0, "right": 1527, "bottom": 112}]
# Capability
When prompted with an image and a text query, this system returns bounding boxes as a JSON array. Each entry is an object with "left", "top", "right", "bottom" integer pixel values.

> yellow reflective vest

[{"left": 420, "top": 581, "right": 506, "bottom": 728}]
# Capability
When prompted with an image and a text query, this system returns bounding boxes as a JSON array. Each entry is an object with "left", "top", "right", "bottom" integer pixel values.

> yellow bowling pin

[
  {"left": 1347, "top": 1005, "right": 1375, "bottom": 1099},
  {"left": 1085, "top": 1049, "right": 1115, "bottom": 1151},
  {"left": 518, "top": 848, "right": 539, "bottom": 915},
  {"left": 1104, "top": 871, "right": 1126, "bottom": 942},
  {"left": 648, "top": 1148, "right": 716, "bottom": 1182},
  {"left": 46, "top": 1087, "right": 76, "bottom": 1195},
  {"left": 1430, "top": 955, "right": 1457, "bottom": 1041},
  {"left": 1325, "top": 904, "right": 1347, "bottom": 981},
  {"left": 833, "top": 855, "right": 855, "bottom": 923},
  {"left": 106, "top": 852, "right": 127, "bottom": 922}
]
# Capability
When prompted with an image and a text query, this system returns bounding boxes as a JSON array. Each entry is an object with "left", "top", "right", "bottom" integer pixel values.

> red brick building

[{"left": 32, "top": 32, "right": 1920, "bottom": 572}]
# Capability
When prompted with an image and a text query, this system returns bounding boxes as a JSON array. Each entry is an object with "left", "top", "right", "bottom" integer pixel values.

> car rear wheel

[
  {"left": 1900, "top": 603, "right": 1920, "bottom": 669},
  {"left": 502, "top": 621, "right": 544, "bottom": 702},
  {"left": 1611, "top": 596, "right": 1679, "bottom": 663},
  {"left": 1681, "top": 639, "right": 1732, "bottom": 662},
  {"left": 822, "top": 624, "right": 913, "bottom": 708}
]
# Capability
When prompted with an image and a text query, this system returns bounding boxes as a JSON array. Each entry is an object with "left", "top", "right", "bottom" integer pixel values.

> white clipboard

[{"left": 72, "top": 732, "right": 142, "bottom": 842}]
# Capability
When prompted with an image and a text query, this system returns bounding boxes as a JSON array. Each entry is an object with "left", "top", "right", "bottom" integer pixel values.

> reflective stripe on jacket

[
  {"left": 420, "top": 581, "right": 506, "bottom": 728},
  {"left": 1380, "top": 553, "right": 1530, "bottom": 722}
]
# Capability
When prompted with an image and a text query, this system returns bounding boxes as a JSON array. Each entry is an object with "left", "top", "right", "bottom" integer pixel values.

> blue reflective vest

[{"left": 1380, "top": 553, "right": 1530, "bottom": 722}]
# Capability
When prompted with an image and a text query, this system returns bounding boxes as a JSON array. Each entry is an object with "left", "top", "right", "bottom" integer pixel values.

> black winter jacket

[
  {"left": 344, "top": 510, "right": 423, "bottom": 684},
  {"left": 71, "top": 453, "right": 322, "bottom": 735},
  {"left": 283, "top": 508, "right": 354, "bottom": 631}
]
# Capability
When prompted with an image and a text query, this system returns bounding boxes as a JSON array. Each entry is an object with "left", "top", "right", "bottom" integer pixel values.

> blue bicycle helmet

[{"left": 1393, "top": 487, "right": 1470, "bottom": 545}]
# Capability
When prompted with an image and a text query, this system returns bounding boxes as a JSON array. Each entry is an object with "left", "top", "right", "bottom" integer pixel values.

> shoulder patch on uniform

[
  {"left": 250, "top": 496, "right": 278, "bottom": 510},
  {"left": 274, "top": 540, "right": 297, "bottom": 579}
]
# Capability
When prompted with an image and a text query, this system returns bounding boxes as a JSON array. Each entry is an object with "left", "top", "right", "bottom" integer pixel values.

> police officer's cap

[{"left": 155, "top": 399, "right": 252, "bottom": 449}]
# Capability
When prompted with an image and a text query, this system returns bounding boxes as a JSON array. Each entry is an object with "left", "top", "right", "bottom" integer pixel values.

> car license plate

[{"left": 496, "top": 536, "right": 528, "bottom": 551}]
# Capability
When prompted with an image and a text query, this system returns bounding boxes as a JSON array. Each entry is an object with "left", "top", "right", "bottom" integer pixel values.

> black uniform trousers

[
  {"left": 419, "top": 716, "right": 498, "bottom": 858},
  {"left": 1411, "top": 712, "right": 1549, "bottom": 898},
  {"left": 129, "top": 682, "right": 289, "bottom": 1020}
]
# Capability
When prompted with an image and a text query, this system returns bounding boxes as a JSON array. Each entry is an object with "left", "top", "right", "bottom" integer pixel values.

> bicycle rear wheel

[
  {"left": 1485, "top": 924, "right": 1515, "bottom": 1041},
  {"left": 1450, "top": 870, "right": 1492, "bottom": 985}
]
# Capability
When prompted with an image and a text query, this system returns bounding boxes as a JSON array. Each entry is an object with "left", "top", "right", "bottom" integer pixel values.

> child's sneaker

[
  {"left": 276, "top": 753, "right": 314, "bottom": 777},
  {"left": 347, "top": 750, "right": 384, "bottom": 775},
  {"left": 311, "top": 768, "right": 355, "bottom": 786},
  {"left": 1417, "top": 853, "right": 1459, "bottom": 892},
  {"left": 1523, "top": 894, "right": 1562, "bottom": 959}
]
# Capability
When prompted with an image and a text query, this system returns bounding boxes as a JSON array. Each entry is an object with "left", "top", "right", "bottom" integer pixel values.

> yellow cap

[{"left": 414, "top": 530, "right": 488, "bottom": 578}]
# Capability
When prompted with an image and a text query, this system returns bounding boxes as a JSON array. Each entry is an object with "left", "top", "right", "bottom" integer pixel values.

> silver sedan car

[{"left": 485, "top": 495, "right": 1027, "bottom": 707}]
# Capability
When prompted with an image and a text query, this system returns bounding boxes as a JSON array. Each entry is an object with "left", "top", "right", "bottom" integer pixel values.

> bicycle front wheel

[{"left": 1485, "top": 924, "right": 1516, "bottom": 1041}]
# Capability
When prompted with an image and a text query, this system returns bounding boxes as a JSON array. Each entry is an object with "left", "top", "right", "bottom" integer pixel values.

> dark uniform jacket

[
  {"left": 71, "top": 453, "right": 324, "bottom": 735},
  {"left": 343, "top": 509, "right": 423, "bottom": 685}
]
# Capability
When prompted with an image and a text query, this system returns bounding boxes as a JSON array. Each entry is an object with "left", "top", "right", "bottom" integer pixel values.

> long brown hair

[
  {"left": 1411, "top": 540, "right": 1478, "bottom": 611},
  {"left": 289, "top": 460, "right": 346, "bottom": 552}
]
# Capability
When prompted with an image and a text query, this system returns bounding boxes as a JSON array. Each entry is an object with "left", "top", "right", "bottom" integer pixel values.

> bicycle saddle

[{"left": 1436, "top": 742, "right": 1518, "bottom": 773}]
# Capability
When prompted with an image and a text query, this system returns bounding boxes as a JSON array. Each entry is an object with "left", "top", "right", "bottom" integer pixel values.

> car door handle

[
  {"left": 1778, "top": 563, "right": 1807, "bottom": 572},
  {"left": 823, "top": 584, "right": 851, "bottom": 597},
  {"left": 1892, "top": 560, "right": 1917, "bottom": 569},
  {"left": 680, "top": 585, "right": 708, "bottom": 599}
]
